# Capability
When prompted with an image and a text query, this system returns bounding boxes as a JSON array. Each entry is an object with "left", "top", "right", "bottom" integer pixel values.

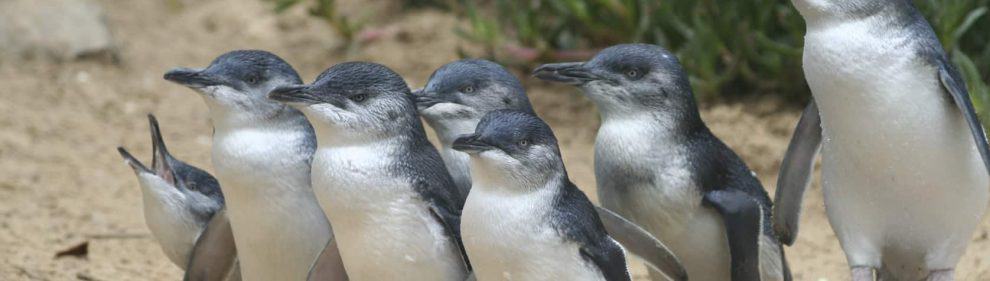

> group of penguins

[{"left": 116, "top": 1, "right": 990, "bottom": 281}]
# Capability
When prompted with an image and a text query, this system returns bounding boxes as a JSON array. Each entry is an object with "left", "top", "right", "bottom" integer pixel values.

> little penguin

[
  {"left": 163, "top": 50, "right": 345, "bottom": 281},
  {"left": 268, "top": 61, "right": 471, "bottom": 281},
  {"left": 534, "top": 43, "right": 790, "bottom": 281},
  {"left": 774, "top": 1, "right": 990, "bottom": 280},
  {"left": 117, "top": 114, "right": 238, "bottom": 280},
  {"left": 414, "top": 59, "right": 687, "bottom": 280},
  {"left": 453, "top": 109, "right": 631, "bottom": 281}
]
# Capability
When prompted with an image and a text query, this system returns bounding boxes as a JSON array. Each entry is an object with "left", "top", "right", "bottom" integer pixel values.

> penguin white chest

[
  {"left": 462, "top": 186, "right": 605, "bottom": 281},
  {"left": 138, "top": 174, "right": 202, "bottom": 269},
  {"left": 212, "top": 128, "right": 331, "bottom": 281},
  {"left": 803, "top": 20, "right": 989, "bottom": 273},
  {"left": 313, "top": 146, "right": 467, "bottom": 281},
  {"left": 440, "top": 146, "right": 473, "bottom": 192},
  {"left": 594, "top": 120, "right": 732, "bottom": 281}
]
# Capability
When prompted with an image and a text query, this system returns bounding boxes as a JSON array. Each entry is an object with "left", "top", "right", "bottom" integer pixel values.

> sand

[{"left": 1, "top": 0, "right": 987, "bottom": 280}]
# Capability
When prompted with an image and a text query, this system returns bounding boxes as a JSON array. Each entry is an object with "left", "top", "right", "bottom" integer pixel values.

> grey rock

[{"left": 0, "top": 0, "right": 116, "bottom": 61}]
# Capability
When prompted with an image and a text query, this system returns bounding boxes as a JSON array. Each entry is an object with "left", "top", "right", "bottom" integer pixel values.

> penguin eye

[
  {"left": 625, "top": 69, "right": 642, "bottom": 79},
  {"left": 350, "top": 94, "right": 367, "bottom": 102},
  {"left": 461, "top": 85, "right": 476, "bottom": 94},
  {"left": 517, "top": 139, "right": 529, "bottom": 147},
  {"left": 246, "top": 75, "right": 260, "bottom": 85}
]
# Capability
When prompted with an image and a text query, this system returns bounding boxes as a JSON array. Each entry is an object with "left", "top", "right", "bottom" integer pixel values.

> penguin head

[
  {"left": 452, "top": 110, "right": 563, "bottom": 187},
  {"left": 413, "top": 59, "right": 534, "bottom": 125},
  {"left": 117, "top": 115, "right": 222, "bottom": 203},
  {"left": 164, "top": 50, "right": 302, "bottom": 121},
  {"left": 533, "top": 44, "right": 695, "bottom": 116},
  {"left": 269, "top": 62, "right": 418, "bottom": 139}
]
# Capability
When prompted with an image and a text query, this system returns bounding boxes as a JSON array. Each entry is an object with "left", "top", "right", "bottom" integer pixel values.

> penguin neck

[
  {"left": 471, "top": 158, "right": 567, "bottom": 195},
  {"left": 312, "top": 122, "right": 420, "bottom": 152},
  {"left": 598, "top": 101, "right": 705, "bottom": 138},
  {"left": 428, "top": 118, "right": 476, "bottom": 195},
  {"left": 208, "top": 103, "right": 310, "bottom": 134},
  {"left": 798, "top": 0, "right": 910, "bottom": 29},
  {"left": 427, "top": 117, "right": 482, "bottom": 147}
]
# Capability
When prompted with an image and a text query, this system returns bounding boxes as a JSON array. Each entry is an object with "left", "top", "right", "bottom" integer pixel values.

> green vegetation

[
  {"left": 455, "top": 0, "right": 988, "bottom": 105},
  {"left": 460, "top": 0, "right": 807, "bottom": 100},
  {"left": 267, "top": 0, "right": 365, "bottom": 46},
  {"left": 918, "top": 0, "right": 990, "bottom": 124},
  {"left": 268, "top": 0, "right": 989, "bottom": 122}
]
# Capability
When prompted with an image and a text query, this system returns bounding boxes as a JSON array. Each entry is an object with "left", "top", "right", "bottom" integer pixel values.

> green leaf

[{"left": 953, "top": 7, "right": 987, "bottom": 41}]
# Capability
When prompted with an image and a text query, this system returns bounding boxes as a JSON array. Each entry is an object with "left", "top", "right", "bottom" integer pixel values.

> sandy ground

[{"left": 1, "top": 0, "right": 988, "bottom": 280}]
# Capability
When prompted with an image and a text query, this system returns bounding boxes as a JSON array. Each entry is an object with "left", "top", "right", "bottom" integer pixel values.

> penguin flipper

[
  {"left": 704, "top": 189, "right": 762, "bottom": 281},
  {"left": 428, "top": 204, "right": 472, "bottom": 271},
  {"left": 594, "top": 206, "right": 687, "bottom": 281},
  {"left": 578, "top": 239, "right": 632, "bottom": 281},
  {"left": 306, "top": 237, "right": 348, "bottom": 281},
  {"left": 938, "top": 63, "right": 990, "bottom": 176},
  {"left": 184, "top": 208, "right": 238, "bottom": 281},
  {"left": 772, "top": 100, "right": 821, "bottom": 245}
]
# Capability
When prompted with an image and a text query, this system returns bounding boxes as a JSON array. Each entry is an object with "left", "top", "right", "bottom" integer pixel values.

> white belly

[
  {"left": 313, "top": 146, "right": 467, "bottom": 281},
  {"left": 213, "top": 129, "right": 332, "bottom": 281},
  {"left": 139, "top": 174, "right": 201, "bottom": 269},
  {"left": 596, "top": 121, "right": 731, "bottom": 281},
  {"left": 602, "top": 184, "right": 732, "bottom": 281},
  {"left": 804, "top": 21, "right": 989, "bottom": 274},
  {"left": 462, "top": 186, "right": 605, "bottom": 281}
]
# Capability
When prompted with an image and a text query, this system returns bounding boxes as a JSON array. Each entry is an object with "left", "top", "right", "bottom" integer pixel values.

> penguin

[
  {"left": 453, "top": 109, "right": 631, "bottom": 281},
  {"left": 268, "top": 61, "right": 470, "bottom": 281},
  {"left": 163, "top": 50, "right": 346, "bottom": 281},
  {"left": 534, "top": 43, "right": 790, "bottom": 281},
  {"left": 774, "top": 1, "right": 990, "bottom": 280},
  {"left": 414, "top": 59, "right": 687, "bottom": 280},
  {"left": 117, "top": 114, "right": 238, "bottom": 281}
]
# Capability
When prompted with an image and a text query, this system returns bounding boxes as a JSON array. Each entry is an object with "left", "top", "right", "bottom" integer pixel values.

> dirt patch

[{"left": 1, "top": 0, "right": 987, "bottom": 280}]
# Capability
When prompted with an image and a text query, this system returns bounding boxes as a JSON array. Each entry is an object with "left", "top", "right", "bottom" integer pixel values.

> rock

[{"left": 0, "top": 0, "right": 116, "bottom": 61}]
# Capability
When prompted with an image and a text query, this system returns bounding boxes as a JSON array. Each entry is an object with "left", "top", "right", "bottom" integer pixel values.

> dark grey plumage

[
  {"left": 166, "top": 50, "right": 303, "bottom": 89},
  {"left": 415, "top": 59, "right": 534, "bottom": 115}
]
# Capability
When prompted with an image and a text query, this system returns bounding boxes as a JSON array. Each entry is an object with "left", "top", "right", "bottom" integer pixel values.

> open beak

[
  {"left": 532, "top": 62, "right": 601, "bottom": 85},
  {"left": 117, "top": 147, "right": 150, "bottom": 174},
  {"left": 452, "top": 134, "right": 495, "bottom": 154},
  {"left": 411, "top": 87, "right": 446, "bottom": 109},
  {"left": 163, "top": 67, "right": 221, "bottom": 88},
  {"left": 147, "top": 114, "right": 177, "bottom": 187},
  {"left": 118, "top": 115, "right": 180, "bottom": 188}
]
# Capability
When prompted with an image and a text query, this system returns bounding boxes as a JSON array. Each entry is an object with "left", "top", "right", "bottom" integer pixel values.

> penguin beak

[
  {"left": 532, "top": 62, "right": 602, "bottom": 85},
  {"left": 269, "top": 85, "right": 346, "bottom": 108},
  {"left": 117, "top": 115, "right": 179, "bottom": 188},
  {"left": 452, "top": 134, "right": 495, "bottom": 154},
  {"left": 147, "top": 114, "right": 178, "bottom": 187},
  {"left": 411, "top": 87, "right": 447, "bottom": 109},
  {"left": 164, "top": 67, "right": 222, "bottom": 88},
  {"left": 117, "top": 147, "right": 151, "bottom": 174}
]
